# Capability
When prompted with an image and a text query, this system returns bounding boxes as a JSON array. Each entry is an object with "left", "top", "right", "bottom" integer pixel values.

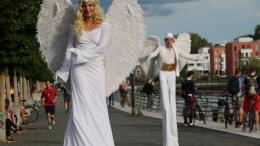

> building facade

[
  {"left": 225, "top": 37, "right": 260, "bottom": 76},
  {"left": 209, "top": 47, "right": 225, "bottom": 76}
]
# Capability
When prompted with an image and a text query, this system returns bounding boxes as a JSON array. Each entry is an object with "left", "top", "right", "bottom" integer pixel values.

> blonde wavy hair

[{"left": 74, "top": 0, "right": 105, "bottom": 38}]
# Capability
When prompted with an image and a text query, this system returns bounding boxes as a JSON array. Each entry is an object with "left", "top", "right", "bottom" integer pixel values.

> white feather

[
  {"left": 105, "top": 0, "right": 145, "bottom": 96},
  {"left": 37, "top": 0, "right": 74, "bottom": 73},
  {"left": 139, "top": 36, "right": 160, "bottom": 78},
  {"left": 174, "top": 32, "right": 191, "bottom": 71}
]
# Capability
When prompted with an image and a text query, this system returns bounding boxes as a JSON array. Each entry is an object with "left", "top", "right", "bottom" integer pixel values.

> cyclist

[
  {"left": 243, "top": 68, "right": 260, "bottom": 132},
  {"left": 181, "top": 71, "right": 196, "bottom": 126}
]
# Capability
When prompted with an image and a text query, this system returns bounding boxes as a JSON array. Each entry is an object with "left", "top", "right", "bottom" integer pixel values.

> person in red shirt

[{"left": 41, "top": 81, "right": 57, "bottom": 130}]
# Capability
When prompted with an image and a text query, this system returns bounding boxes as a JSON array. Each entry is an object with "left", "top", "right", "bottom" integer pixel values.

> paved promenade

[{"left": 0, "top": 97, "right": 260, "bottom": 146}]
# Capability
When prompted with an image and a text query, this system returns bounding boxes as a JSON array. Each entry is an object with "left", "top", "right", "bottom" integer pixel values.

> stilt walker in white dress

[
  {"left": 37, "top": 0, "right": 145, "bottom": 145},
  {"left": 140, "top": 33, "right": 206, "bottom": 146}
]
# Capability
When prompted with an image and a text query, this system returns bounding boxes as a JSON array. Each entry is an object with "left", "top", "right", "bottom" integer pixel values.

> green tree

[
  {"left": 190, "top": 33, "right": 212, "bottom": 54},
  {"left": 239, "top": 57, "right": 260, "bottom": 76},
  {"left": 0, "top": 0, "right": 52, "bottom": 81},
  {"left": 254, "top": 24, "right": 260, "bottom": 41}
]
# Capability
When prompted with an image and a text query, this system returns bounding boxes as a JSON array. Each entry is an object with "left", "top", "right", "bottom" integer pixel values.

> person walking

[
  {"left": 61, "top": 87, "right": 71, "bottom": 113},
  {"left": 41, "top": 81, "right": 57, "bottom": 130}
]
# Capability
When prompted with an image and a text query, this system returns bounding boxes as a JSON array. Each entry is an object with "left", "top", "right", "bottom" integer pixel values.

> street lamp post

[{"left": 131, "top": 69, "right": 136, "bottom": 116}]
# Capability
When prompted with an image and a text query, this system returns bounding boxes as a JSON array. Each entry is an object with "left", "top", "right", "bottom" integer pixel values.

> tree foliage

[
  {"left": 254, "top": 24, "right": 260, "bottom": 41},
  {"left": 190, "top": 33, "right": 212, "bottom": 54},
  {"left": 239, "top": 57, "right": 260, "bottom": 76},
  {"left": 0, "top": 0, "right": 52, "bottom": 81}
]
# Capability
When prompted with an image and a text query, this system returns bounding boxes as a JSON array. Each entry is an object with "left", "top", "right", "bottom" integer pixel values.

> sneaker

[
  {"left": 189, "top": 123, "right": 194, "bottom": 127},
  {"left": 7, "top": 137, "right": 16, "bottom": 143},
  {"left": 52, "top": 121, "right": 56, "bottom": 125},
  {"left": 48, "top": 125, "right": 52, "bottom": 130},
  {"left": 184, "top": 123, "right": 188, "bottom": 127},
  {"left": 16, "top": 127, "right": 26, "bottom": 133}
]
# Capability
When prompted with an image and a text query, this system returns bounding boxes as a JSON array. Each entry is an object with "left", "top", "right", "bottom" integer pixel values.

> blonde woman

[{"left": 56, "top": 0, "right": 114, "bottom": 145}]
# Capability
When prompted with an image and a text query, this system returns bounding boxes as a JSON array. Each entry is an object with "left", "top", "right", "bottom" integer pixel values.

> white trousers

[{"left": 159, "top": 71, "right": 179, "bottom": 146}]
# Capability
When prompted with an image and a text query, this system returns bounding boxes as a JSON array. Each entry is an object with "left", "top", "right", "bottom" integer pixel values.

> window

[
  {"left": 234, "top": 46, "right": 237, "bottom": 52},
  {"left": 242, "top": 45, "right": 245, "bottom": 48}
]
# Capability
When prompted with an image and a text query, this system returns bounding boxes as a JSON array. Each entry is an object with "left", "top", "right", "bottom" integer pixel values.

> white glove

[{"left": 68, "top": 47, "right": 79, "bottom": 55}]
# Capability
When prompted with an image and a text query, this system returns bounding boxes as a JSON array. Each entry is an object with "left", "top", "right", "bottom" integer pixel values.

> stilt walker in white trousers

[{"left": 140, "top": 33, "right": 206, "bottom": 146}]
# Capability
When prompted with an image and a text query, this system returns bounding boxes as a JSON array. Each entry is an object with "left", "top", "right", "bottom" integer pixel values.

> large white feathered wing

[
  {"left": 37, "top": 0, "right": 74, "bottom": 73},
  {"left": 105, "top": 0, "right": 145, "bottom": 97},
  {"left": 139, "top": 36, "right": 160, "bottom": 79},
  {"left": 174, "top": 32, "right": 191, "bottom": 71}
]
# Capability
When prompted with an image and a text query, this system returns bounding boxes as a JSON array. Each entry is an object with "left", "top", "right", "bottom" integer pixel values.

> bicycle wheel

[
  {"left": 197, "top": 105, "right": 206, "bottom": 124},
  {"left": 192, "top": 103, "right": 197, "bottom": 126},
  {"left": 248, "top": 104, "right": 255, "bottom": 133},
  {"left": 24, "top": 105, "right": 39, "bottom": 123},
  {"left": 224, "top": 105, "right": 230, "bottom": 129}
]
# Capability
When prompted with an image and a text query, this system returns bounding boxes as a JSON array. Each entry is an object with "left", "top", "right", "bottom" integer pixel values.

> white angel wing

[
  {"left": 37, "top": 0, "right": 74, "bottom": 73},
  {"left": 105, "top": 0, "right": 145, "bottom": 97},
  {"left": 174, "top": 32, "right": 191, "bottom": 71},
  {"left": 139, "top": 36, "right": 160, "bottom": 78}
]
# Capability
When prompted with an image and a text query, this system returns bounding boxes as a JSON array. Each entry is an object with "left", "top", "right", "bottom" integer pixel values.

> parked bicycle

[
  {"left": 21, "top": 99, "right": 39, "bottom": 123},
  {"left": 220, "top": 94, "right": 234, "bottom": 129},
  {"left": 192, "top": 96, "right": 209, "bottom": 125}
]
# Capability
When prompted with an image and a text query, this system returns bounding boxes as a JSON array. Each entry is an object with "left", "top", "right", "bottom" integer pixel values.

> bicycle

[
  {"left": 192, "top": 96, "right": 209, "bottom": 125},
  {"left": 243, "top": 96, "right": 255, "bottom": 132},
  {"left": 21, "top": 99, "right": 39, "bottom": 123},
  {"left": 222, "top": 94, "right": 234, "bottom": 129}
]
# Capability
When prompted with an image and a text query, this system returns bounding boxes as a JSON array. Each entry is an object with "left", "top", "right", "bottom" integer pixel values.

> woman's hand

[{"left": 68, "top": 47, "right": 78, "bottom": 55}]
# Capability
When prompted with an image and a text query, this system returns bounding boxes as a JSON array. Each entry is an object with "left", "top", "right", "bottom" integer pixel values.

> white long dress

[{"left": 58, "top": 22, "right": 115, "bottom": 146}]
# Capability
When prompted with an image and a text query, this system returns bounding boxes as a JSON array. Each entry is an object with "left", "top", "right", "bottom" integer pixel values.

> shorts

[
  {"left": 234, "top": 95, "right": 244, "bottom": 109},
  {"left": 254, "top": 95, "right": 260, "bottom": 112},
  {"left": 243, "top": 95, "right": 254, "bottom": 113},
  {"left": 63, "top": 95, "right": 71, "bottom": 102},
  {"left": 45, "top": 106, "right": 55, "bottom": 115}
]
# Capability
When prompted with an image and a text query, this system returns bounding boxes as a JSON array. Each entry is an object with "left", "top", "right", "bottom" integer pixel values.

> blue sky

[{"left": 72, "top": 0, "right": 260, "bottom": 43}]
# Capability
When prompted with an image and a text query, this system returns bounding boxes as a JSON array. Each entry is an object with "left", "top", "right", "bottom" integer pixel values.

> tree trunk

[
  {"left": 5, "top": 68, "right": 11, "bottom": 107},
  {"left": 22, "top": 73, "right": 27, "bottom": 100},
  {"left": 0, "top": 72, "right": 6, "bottom": 141},
  {"left": 13, "top": 69, "right": 21, "bottom": 126}
]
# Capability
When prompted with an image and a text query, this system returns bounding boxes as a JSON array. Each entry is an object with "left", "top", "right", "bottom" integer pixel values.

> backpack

[
  {"left": 227, "top": 76, "right": 240, "bottom": 95},
  {"left": 247, "top": 76, "right": 258, "bottom": 96}
]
